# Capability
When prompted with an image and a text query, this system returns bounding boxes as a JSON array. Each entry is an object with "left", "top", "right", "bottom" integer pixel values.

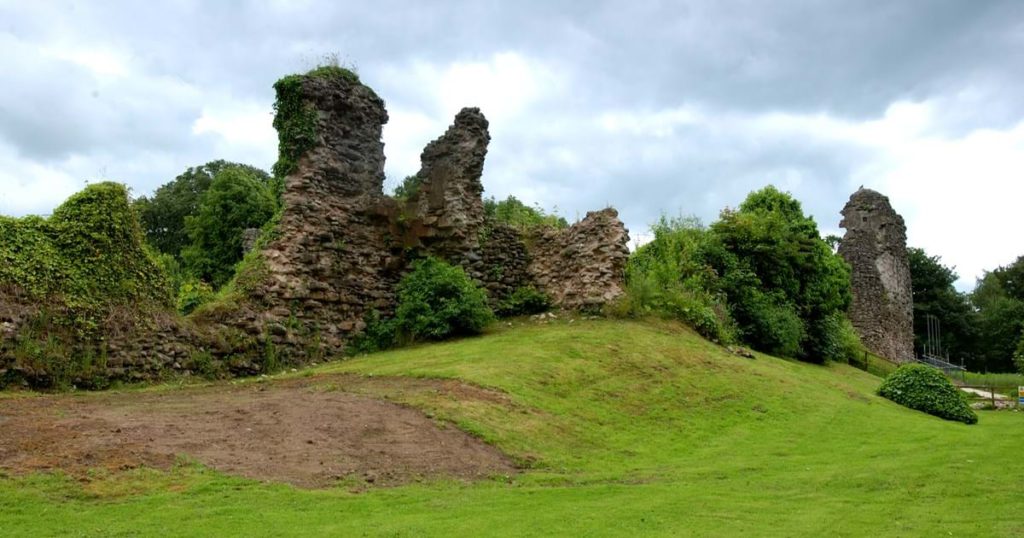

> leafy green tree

[
  {"left": 180, "top": 167, "right": 277, "bottom": 288},
  {"left": 971, "top": 262, "right": 1024, "bottom": 373},
  {"left": 621, "top": 216, "right": 736, "bottom": 343},
  {"left": 907, "top": 248, "right": 978, "bottom": 367},
  {"left": 708, "top": 186, "right": 852, "bottom": 362},
  {"left": 135, "top": 160, "right": 273, "bottom": 258},
  {"left": 392, "top": 174, "right": 422, "bottom": 202}
]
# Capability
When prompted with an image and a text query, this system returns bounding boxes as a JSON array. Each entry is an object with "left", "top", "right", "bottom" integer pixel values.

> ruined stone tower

[{"left": 838, "top": 188, "right": 914, "bottom": 362}]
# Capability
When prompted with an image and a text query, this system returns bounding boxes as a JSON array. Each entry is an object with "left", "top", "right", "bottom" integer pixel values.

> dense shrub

[
  {"left": 393, "top": 257, "right": 494, "bottom": 341},
  {"left": 707, "top": 186, "right": 852, "bottom": 362},
  {"left": 878, "top": 364, "right": 977, "bottom": 424},
  {"left": 496, "top": 286, "right": 552, "bottom": 317},
  {"left": 349, "top": 310, "right": 397, "bottom": 355},
  {"left": 176, "top": 280, "right": 216, "bottom": 315},
  {"left": 620, "top": 187, "right": 851, "bottom": 362}
]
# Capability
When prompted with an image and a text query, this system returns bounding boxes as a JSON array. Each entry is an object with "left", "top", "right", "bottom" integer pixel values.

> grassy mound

[
  {"left": 878, "top": 364, "right": 977, "bottom": 424},
  {"left": 2, "top": 319, "right": 1020, "bottom": 536}
]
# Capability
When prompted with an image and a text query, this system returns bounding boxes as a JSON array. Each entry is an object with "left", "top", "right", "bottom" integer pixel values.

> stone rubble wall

[
  {"left": 406, "top": 108, "right": 490, "bottom": 262},
  {"left": 214, "top": 74, "right": 631, "bottom": 361},
  {"left": 527, "top": 208, "right": 630, "bottom": 309},
  {"left": 838, "top": 188, "right": 915, "bottom": 363},
  {"left": 475, "top": 223, "right": 533, "bottom": 306},
  {"left": 219, "top": 73, "right": 402, "bottom": 362}
]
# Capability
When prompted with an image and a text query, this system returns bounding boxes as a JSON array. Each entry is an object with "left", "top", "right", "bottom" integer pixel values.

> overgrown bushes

[
  {"left": 0, "top": 182, "right": 172, "bottom": 388},
  {"left": 878, "top": 364, "right": 977, "bottom": 424},
  {"left": 484, "top": 195, "right": 568, "bottom": 231},
  {"left": 0, "top": 182, "right": 171, "bottom": 321},
  {"left": 350, "top": 257, "right": 494, "bottom": 354},
  {"left": 618, "top": 186, "right": 854, "bottom": 362},
  {"left": 614, "top": 216, "right": 735, "bottom": 343},
  {"left": 394, "top": 257, "right": 494, "bottom": 340}
]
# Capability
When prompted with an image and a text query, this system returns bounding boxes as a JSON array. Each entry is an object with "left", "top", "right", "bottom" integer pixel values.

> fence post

[{"left": 990, "top": 385, "right": 996, "bottom": 409}]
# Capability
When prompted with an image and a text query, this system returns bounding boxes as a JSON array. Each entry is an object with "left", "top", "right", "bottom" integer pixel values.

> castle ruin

[
  {"left": 1, "top": 68, "right": 631, "bottom": 385},
  {"left": 838, "top": 188, "right": 915, "bottom": 363}
]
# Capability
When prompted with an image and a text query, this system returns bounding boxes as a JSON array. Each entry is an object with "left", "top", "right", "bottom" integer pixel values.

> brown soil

[{"left": 0, "top": 374, "right": 516, "bottom": 488}]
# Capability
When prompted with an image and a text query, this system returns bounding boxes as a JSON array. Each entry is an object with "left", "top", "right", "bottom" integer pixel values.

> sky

[{"left": 1, "top": 1, "right": 1022, "bottom": 290}]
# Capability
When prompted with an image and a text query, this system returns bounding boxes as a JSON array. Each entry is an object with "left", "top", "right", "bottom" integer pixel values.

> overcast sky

[{"left": 2, "top": 1, "right": 1022, "bottom": 290}]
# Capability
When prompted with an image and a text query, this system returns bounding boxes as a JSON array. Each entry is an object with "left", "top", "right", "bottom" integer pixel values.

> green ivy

[
  {"left": 1, "top": 183, "right": 171, "bottom": 388},
  {"left": 271, "top": 75, "right": 319, "bottom": 178},
  {"left": 270, "top": 64, "right": 362, "bottom": 179},
  {"left": 0, "top": 182, "right": 171, "bottom": 334}
]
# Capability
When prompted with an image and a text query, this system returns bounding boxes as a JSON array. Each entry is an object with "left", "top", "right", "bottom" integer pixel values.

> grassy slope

[{"left": 1, "top": 319, "right": 1022, "bottom": 537}]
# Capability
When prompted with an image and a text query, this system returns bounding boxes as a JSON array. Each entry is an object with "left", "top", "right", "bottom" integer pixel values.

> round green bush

[
  {"left": 394, "top": 257, "right": 494, "bottom": 341},
  {"left": 877, "top": 364, "right": 977, "bottom": 424}
]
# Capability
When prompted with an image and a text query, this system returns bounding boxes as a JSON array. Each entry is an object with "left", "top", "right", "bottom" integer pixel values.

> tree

[
  {"left": 906, "top": 248, "right": 978, "bottom": 367},
  {"left": 708, "top": 186, "right": 852, "bottom": 362},
  {"left": 392, "top": 174, "right": 422, "bottom": 201},
  {"left": 180, "top": 167, "right": 277, "bottom": 288},
  {"left": 135, "top": 160, "right": 273, "bottom": 259},
  {"left": 971, "top": 260, "right": 1024, "bottom": 373}
]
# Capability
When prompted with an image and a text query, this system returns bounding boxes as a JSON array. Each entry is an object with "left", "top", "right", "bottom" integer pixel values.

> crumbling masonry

[
  {"left": 229, "top": 72, "right": 631, "bottom": 361},
  {"left": 838, "top": 188, "right": 915, "bottom": 363}
]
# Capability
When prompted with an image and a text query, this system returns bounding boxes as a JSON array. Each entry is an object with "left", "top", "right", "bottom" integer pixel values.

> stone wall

[
  {"left": 222, "top": 72, "right": 402, "bottom": 361},
  {"left": 838, "top": 188, "right": 915, "bottom": 362},
  {"left": 405, "top": 108, "right": 490, "bottom": 262},
  {"left": 220, "top": 72, "right": 631, "bottom": 359},
  {"left": 477, "top": 223, "right": 533, "bottom": 305},
  {"left": 528, "top": 208, "right": 630, "bottom": 309}
]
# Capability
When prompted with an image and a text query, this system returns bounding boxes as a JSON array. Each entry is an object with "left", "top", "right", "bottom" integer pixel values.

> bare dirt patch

[{"left": 0, "top": 374, "right": 516, "bottom": 488}]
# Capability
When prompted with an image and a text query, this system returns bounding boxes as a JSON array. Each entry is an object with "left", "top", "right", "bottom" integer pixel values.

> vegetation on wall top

[
  {"left": 0, "top": 182, "right": 171, "bottom": 337},
  {"left": 271, "top": 63, "right": 362, "bottom": 179},
  {"left": 484, "top": 195, "right": 568, "bottom": 231}
]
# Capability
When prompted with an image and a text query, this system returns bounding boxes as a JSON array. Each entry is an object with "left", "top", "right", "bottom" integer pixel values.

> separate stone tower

[{"left": 838, "top": 188, "right": 914, "bottom": 362}]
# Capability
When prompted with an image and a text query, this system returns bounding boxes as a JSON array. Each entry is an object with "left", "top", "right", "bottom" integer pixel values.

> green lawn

[{"left": 2, "top": 319, "right": 1022, "bottom": 537}]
